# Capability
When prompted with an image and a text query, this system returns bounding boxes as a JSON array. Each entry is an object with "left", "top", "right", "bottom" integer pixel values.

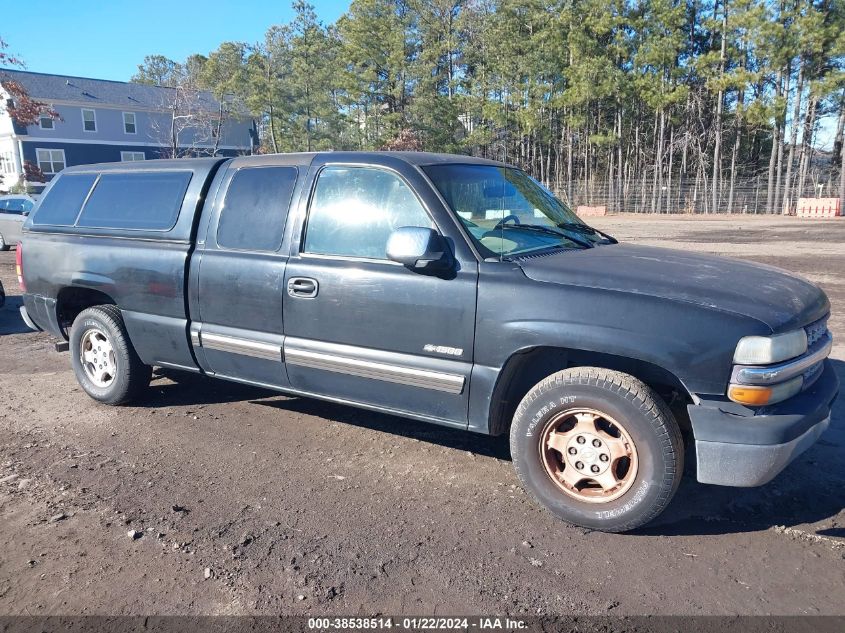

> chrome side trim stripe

[
  {"left": 198, "top": 332, "right": 282, "bottom": 362},
  {"left": 284, "top": 347, "right": 465, "bottom": 394},
  {"left": 190, "top": 330, "right": 200, "bottom": 347}
]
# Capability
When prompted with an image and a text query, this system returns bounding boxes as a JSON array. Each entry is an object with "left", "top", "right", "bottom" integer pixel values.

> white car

[{"left": 0, "top": 194, "right": 36, "bottom": 250}]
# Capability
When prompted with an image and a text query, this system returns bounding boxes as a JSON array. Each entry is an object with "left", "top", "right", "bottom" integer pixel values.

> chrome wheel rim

[
  {"left": 80, "top": 328, "right": 117, "bottom": 388},
  {"left": 539, "top": 408, "right": 639, "bottom": 504}
]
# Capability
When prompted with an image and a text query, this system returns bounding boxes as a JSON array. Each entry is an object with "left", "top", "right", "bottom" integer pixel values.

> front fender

[{"left": 466, "top": 265, "right": 770, "bottom": 433}]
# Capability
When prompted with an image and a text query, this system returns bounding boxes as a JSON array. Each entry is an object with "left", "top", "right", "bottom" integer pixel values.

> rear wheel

[
  {"left": 510, "top": 367, "right": 683, "bottom": 532},
  {"left": 70, "top": 305, "right": 151, "bottom": 405}
]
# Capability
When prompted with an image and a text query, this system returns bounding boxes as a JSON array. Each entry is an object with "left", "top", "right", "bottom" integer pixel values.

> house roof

[{"left": 0, "top": 68, "right": 223, "bottom": 112}]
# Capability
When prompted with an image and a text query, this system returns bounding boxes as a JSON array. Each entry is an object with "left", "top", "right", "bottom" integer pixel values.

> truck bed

[{"left": 21, "top": 158, "right": 227, "bottom": 370}]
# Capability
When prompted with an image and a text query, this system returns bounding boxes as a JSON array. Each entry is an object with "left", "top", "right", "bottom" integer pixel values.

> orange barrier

[
  {"left": 576, "top": 205, "right": 607, "bottom": 217},
  {"left": 795, "top": 198, "right": 841, "bottom": 218}
]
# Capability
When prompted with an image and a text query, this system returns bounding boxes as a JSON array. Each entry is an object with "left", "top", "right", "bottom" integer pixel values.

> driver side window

[{"left": 303, "top": 166, "right": 432, "bottom": 259}]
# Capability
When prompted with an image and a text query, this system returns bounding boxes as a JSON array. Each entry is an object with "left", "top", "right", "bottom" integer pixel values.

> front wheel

[
  {"left": 70, "top": 305, "right": 151, "bottom": 405},
  {"left": 510, "top": 367, "right": 683, "bottom": 533}
]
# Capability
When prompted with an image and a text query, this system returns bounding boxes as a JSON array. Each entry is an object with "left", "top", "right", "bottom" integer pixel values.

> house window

[
  {"left": 0, "top": 151, "right": 15, "bottom": 174},
  {"left": 82, "top": 109, "right": 97, "bottom": 132},
  {"left": 120, "top": 151, "right": 145, "bottom": 162},
  {"left": 36, "top": 148, "right": 66, "bottom": 175},
  {"left": 123, "top": 112, "right": 137, "bottom": 134},
  {"left": 38, "top": 114, "right": 55, "bottom": 130}
]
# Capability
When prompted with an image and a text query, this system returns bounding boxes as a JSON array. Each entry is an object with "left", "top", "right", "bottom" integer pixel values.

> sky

[{"left": 1, "top": 0, "right": 350, "bottom": 82}]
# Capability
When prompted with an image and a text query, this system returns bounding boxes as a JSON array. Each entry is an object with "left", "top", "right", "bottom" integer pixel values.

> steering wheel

[{"left": 493, "top": 214, "right": 521, "bottom": 230}]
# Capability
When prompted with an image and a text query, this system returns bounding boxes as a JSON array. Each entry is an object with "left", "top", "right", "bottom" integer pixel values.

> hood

[{"left": 518, "top": 244, "right": 829, "bottom": 331}]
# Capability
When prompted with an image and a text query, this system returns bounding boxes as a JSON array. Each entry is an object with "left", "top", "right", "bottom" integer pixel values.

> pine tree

[{"left": 128, "top": 0, "right": 845, "bottom": 211}]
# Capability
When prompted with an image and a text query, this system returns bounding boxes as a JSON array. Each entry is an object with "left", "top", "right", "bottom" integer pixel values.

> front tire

[
  {"left": 70, "top": 305, "right": 151, "bottom": 405},
  {"left": 510, "top": 367, "right": 683, "bottom": 533}
]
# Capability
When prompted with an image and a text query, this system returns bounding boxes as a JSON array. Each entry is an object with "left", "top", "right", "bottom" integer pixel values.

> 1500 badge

[{"left": 423, "top": 344, "right": 463, "bottom": 357}]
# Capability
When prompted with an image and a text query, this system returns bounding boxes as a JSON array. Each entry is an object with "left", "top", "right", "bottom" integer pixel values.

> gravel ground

[{"left": 0, "top": 214, "right": 843, "bottom": 616}]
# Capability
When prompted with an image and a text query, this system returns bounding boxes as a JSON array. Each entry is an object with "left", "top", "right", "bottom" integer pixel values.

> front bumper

[{"left": 689, "top": 359, "right": 839, "bottom": 486}]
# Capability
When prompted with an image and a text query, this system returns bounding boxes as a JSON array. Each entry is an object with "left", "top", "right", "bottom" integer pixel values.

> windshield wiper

[
  {"left": 556, "top": 222, "right": 617, "bottom": 244},
  {"left": 497, "top": 223, "right": 594, "bottom": 249}
]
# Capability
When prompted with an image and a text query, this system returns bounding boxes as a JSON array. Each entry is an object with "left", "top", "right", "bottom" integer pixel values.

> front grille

[
  {"left": 805, "top": 316, "right": 829, "bottom": 348},
  {"left": 801, "top": 315, "right": 831, "bottom": 392}
]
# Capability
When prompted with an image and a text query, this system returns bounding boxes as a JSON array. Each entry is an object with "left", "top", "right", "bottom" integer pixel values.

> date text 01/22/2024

[{"left": 307, "top": 617, "right": 528, "bottom": 630}]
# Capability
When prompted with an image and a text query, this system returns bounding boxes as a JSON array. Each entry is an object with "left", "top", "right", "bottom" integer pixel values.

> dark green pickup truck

[{"left": 19, "top": 151, "right": 838, "bottom": 532}]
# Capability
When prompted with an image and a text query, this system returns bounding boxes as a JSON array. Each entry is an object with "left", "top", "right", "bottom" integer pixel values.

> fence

[{"left": 550, "top": 176, "right": 843, "bottom": 215}]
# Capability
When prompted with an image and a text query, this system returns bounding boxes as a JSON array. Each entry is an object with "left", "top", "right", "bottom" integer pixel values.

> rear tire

[
  {"left": 510, "top": 367, "right": 683, "bottom": 533},
  {"left": 70, "top": 305, "right": 151, "bottom": 405},
  {"left": 0, "top": 234, "right": 8, "bottom": 251}
]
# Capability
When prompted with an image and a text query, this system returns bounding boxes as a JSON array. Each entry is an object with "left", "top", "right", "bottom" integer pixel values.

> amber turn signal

[
  {"left": 727, "top": 384, "right": 772, "bottom": 406},
  {"left": 727, "top": 376, "right": 803, "bottom": 406}
]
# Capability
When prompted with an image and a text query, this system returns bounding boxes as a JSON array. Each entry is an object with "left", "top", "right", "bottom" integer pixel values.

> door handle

[{"left": 287, "top": 277, "right": 318, "bottom": 298}]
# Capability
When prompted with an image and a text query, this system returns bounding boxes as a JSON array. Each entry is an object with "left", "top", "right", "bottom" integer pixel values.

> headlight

[{"left": 733, "top": 329, "right": 807, "bottom": 365}]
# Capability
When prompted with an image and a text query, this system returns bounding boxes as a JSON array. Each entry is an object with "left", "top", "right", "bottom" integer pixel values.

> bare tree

[{"left": 149, "top": 79, "right": 218, "bottom": 158}]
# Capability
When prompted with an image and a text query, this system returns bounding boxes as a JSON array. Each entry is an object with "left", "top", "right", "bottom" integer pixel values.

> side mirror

[{"left": 386, "top": 226, "right": 454, "bottom": 274}]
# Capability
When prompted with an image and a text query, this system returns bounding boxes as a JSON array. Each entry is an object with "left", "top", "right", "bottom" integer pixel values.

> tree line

[{"left": 132, "top": 0, "right": 845, "bottom": 214}]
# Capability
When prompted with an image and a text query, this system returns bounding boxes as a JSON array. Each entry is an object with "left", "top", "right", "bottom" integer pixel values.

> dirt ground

[{"left": 0, "top": 214, "right": 843, "bottom": 617}]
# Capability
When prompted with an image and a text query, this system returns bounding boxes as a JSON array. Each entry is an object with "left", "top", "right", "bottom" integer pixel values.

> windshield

[{"left": 423, "top": 164, "right": 613, "bottom": 259}]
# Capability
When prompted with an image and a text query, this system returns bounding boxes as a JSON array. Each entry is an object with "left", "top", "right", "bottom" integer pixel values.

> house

[{"left": 0, "top": 69, "right": 257, "bottom": 191}]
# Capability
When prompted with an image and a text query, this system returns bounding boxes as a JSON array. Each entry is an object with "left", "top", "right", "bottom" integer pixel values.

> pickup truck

[{"left": 18, "top": 152, "right": 838, "bottom": 532}]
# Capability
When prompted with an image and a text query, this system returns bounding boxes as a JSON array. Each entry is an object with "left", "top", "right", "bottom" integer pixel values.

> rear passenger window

[
  {"left": 304, "top": 166, "right": 432, "bottom": 259},
  {"left": 33, "top": 174, "right": 97, "bottom": 226},
  {"left": 217, "top": 166, "right": 298, "bottom": 251},
  {"left": 77, "top": 172, "right": 192, "bottom": 230}
]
